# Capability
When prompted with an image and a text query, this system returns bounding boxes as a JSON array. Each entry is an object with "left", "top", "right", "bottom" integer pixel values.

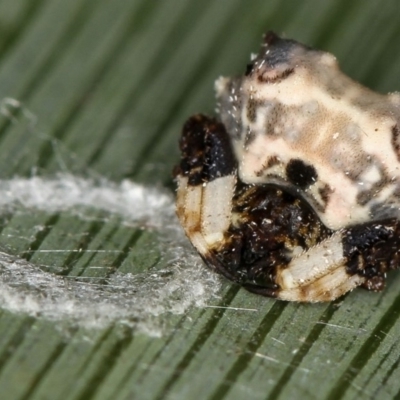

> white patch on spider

[
  {"left": 0, "top": 174, "right": 221, "bottom": 337},
  {"left": 201, "top": 175, "right": 236, "bottom": 245},
  {"left": 216, "top": 38, "right": 400, "bottom": 230},
  {"left": 279, "top": 233, "right": 345, "bottom": 289}
]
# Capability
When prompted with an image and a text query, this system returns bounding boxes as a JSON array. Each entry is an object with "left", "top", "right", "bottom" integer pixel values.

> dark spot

[
  {"left": 356, "top": 190, "right": 372, "bottom": 206},
  {"left": 264, "top": 102, "right": 285, "bottom": 136},
  {"left": 245, "top": 62, "right": 254, "bottom": 76},
  {"left": 257, "top": 68, "right": 294, "bottom": 84},
  {"left": 391, "top": 125, "right": 400, "bottom": 161},
  {"left": 246, "top": 98, "right": 259, "bottom": 122},
  {"left": 286, "top": 159, "right": 318, "bottom": 189},
  {"left": 318, "top": 184, "right": 333, "bottom": 205}
]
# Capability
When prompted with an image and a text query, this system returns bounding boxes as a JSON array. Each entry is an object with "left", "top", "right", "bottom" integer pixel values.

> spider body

[{"left": 174, "top": 32, "right": 400, "bottom": 301}]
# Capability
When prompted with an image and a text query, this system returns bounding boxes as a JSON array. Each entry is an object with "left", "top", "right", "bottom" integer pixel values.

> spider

[{"left": 174, "top": 32, "right": 400, "bottom": 302}]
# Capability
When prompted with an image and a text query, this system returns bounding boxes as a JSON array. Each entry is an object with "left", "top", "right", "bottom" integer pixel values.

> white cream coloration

[{"left": 216, "top": 36, "right": 400, "bottom": 230}]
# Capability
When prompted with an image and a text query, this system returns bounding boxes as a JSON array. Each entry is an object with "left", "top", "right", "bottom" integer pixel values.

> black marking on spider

[
  {"left": 286, "top": 159, "right": 318, "bottom": 190},
  {"left": 175, "top": 114, "right": 236, "bottom": 185}
]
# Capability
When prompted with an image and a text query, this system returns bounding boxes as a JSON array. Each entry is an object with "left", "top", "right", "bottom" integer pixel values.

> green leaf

[{"left": 0, "top": 1, "right": 399, "bottom": 399}]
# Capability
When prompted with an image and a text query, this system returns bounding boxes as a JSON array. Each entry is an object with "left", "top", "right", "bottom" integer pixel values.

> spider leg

[
  {"left": 275, "top": 232, "right": 364, "bottom": 301},
  {"left": 176, "top": 173, "right": 241, "bottom": 283},
  {"left": 175, "top": 114, "right": 244, "bottom": 282},
  {"left": 275, "top": 220, "right": 400, "bottom": 301}
]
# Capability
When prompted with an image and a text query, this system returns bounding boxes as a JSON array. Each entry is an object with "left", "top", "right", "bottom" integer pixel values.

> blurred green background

[{"left": 0, "top": 1, "right": 399, "bottom": 399}]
